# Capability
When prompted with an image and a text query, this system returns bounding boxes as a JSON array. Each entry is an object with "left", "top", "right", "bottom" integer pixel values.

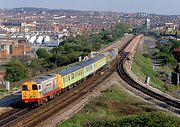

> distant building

[
  {"left": 0, "top": 27, "right": 7, "bottom": 36},
  {"left": 165, "top": 23, "right": 179, "bottom": 30},
  {"left": 2, "top": 21, "right": 22, "bottom": 33},
  {"left": 0, "top": 37, "right": 31, "bottom": 59},
  {"left": 146, "top": 18, "right": 151, "bottom": 30}
]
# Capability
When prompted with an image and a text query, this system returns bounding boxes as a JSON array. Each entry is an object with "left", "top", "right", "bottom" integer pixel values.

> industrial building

[{"left": 0, "top": 37, "right": 31, "bottom": 59}]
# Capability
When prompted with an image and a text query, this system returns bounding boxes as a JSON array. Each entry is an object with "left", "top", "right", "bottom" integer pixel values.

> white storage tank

[
  {"left": 44, "top": 36, "right": 50, "bottom": 42},
  {"left": 29, "top": 36, "right": 37, "bottom": 44},
  {"left": 25, "top": 35, "right": 30, "bottom": 40},
  {"left": 36, "top": 36, "right": 43, "bottom": 44}
]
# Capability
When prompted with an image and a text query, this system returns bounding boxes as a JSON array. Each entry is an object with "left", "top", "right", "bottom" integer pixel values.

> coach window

[
  {"left": 65, "top": 77, "right": 67, "bottom": 82},
  {"left": 72, "top": 73, "right": 74, "bottom": 79},
  {"left": 74, "top": 72, "right": 76, "bottom": 77},
  {"left": 32, "top": 84, "right": 38, "bottom": 90},
  {"left": 68, "top": 75, "right": 70, "bottom": 81}
]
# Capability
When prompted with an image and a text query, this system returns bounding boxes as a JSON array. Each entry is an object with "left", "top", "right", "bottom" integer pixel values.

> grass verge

[
  {"left": 131, "top": 52, "right": 180, "bottom": 98},
  {"left": 59, "top": 84, "right": 179, "bottom": 127}
]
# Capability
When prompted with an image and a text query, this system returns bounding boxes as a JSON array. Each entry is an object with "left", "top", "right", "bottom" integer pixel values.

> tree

[
  {"left": 51, "top": 46, "right": 65, "bottom": 54},
  {"left": 171, "top": 40, "right": 180, "bottom": 49},
  {"left": 166, "top": 55, "right": 177, "bottom": 67},
  {"left": 5, "top": 60, "right": 28, "bottom": 82},
  {"left": 36, "top": 48, "right": 50, "bottom": 58}
]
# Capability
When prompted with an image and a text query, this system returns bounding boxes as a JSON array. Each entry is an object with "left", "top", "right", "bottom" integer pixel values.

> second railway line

[{"left": 117, "top": 35, "right": 180, "bottom": 113}]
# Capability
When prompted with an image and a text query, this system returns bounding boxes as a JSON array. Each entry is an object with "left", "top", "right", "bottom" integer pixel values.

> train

[{"left": 22, "top": 48, "right": 119, "bottom": 107}]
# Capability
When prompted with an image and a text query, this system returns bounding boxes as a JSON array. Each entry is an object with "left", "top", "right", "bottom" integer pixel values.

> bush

[
  {"left": 88, "top": 112, "right": 179, "bottom": 127},
  {"left": 36, "top": 48, "right": 50, "bottom": 58},
  {"left": 142, "top": 53, "right": 150, "bottom": 58},
  {"left": 5, "top": 60, "right": 28, "bottom": 82}
]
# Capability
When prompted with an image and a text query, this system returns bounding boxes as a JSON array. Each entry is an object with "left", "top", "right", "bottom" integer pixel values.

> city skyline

[{"left": 0, "top": 0, "right": 180, "bottom": 15}]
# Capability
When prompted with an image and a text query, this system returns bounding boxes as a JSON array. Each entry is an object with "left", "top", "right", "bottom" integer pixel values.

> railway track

[
  {"left": 0, "top": 108, "right": 31, "bottom": 126},
  {"left": 0, "top": 35, "right": 134, "bottom": 127},
  {"left": 2, "top": 56, "right": 119, "bottom": 127},
  {"left": 117, "top": 39, "right": 180, "bottom": 110}
]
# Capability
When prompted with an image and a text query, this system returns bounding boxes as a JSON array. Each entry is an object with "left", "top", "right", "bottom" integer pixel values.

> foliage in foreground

[
  {"left": 88, "top": 112, "right": 180, "bottom": 127},
  {"left": 5, "top": 60, "right": 28, "bottom": 82}
]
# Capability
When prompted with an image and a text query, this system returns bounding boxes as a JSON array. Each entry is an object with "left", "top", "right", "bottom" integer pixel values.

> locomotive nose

[{"left": 23, "top": 91, "right": 28, "bottom": 98}]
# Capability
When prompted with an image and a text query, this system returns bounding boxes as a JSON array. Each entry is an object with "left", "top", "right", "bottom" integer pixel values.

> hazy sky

[{"left": 0, "top": 0, "right": 179, "bottom": 15}]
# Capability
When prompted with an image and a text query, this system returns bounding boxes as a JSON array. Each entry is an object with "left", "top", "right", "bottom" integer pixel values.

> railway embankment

[{"left": 122, "top": 36, "right": 180, "bottom": 113}]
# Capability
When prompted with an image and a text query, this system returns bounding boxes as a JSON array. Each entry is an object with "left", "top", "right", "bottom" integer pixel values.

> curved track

[{"left": 117, "top": 38, "right": 180, "bottom": 110}]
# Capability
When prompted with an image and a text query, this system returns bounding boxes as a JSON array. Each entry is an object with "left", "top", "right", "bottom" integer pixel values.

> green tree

[
  {"left": 5, "top": 60, "right": 28, "bottom": 82},
  {"left": 166, "top": 55, "right": 177, "bottom": 67},
  {"left": 171, "top": 40, "right": 180, "bottom": 49},
  {"left": 36, "top": 48, "right": 50, "bottom": 58},
  {"left": 112, "top": 23, "right": 129, "bottom": 39},
  {"left": 51, "top": 46, "right": 65, "bottom": 54}
]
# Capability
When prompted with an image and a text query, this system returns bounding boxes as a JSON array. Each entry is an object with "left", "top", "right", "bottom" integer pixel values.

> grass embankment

[
  {"left": 131, "top": 52, "right": 165, "bottom": 90},
  {"left": 131, "top": 52, "right": 180, "bottom": 97},
  {"left": 60, "top": 84, "right": 180, "bottom": 127}
]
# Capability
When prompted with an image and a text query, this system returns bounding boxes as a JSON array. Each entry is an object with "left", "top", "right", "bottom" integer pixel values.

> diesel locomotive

[{"left": 22, "top": 48, "right": 118, "bottom": 107}]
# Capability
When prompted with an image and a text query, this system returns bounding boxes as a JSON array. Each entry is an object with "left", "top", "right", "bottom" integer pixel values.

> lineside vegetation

[{"left": 60, "top": 84, "right": 180, "bottom": 127}]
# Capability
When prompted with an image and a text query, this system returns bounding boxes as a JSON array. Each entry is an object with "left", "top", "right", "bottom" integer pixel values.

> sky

[{"left": 0, "top": 0, "right": 179, "bottom": 15}]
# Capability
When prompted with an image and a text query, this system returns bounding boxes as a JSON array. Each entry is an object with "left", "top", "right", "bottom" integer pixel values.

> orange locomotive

[{"left": 22, "top": 74, "right": 62, "bottom": 106}]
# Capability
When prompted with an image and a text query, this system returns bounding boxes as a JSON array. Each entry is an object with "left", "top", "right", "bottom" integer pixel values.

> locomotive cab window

[
  {"left": 32, "top": 84, "right": 38, "bottom": 90},
  {"left": 39, "top": 85, "right": 41, "bottom": 90},
  {"left": 22, "top": 85, "right": 28, "bottom": 91}
]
